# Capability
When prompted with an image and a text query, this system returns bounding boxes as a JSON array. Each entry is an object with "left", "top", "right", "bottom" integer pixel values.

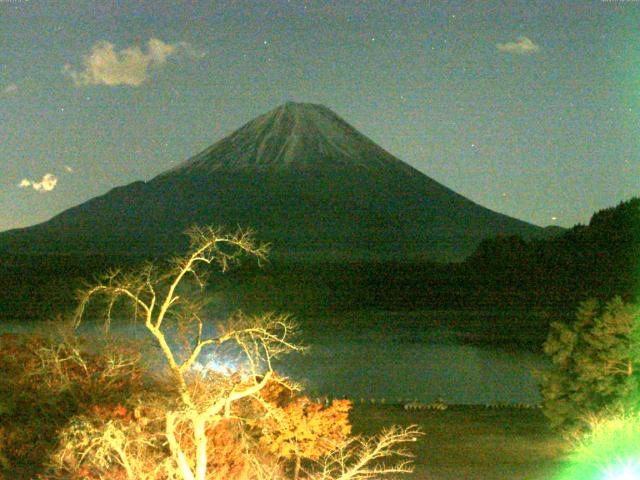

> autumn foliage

[
  {"left": 0, "top": 330, "right": 146, "bottom": 478},
  {"left": 1, "top": 227, "right": 420, "bottom": 479},
  {"left": 0, "top": 330, "right": 357, "bottom": 479},
  {"left": 253, "top": 379, "right": 353, "bottom": 477}
]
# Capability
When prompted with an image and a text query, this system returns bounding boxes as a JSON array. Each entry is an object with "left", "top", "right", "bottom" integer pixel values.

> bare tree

[
  {"left": 308, "top": 425, "right": 423, "bottom": 480},
  {"left": 69, "top": 226, "right": 421, "bottom": 480}
]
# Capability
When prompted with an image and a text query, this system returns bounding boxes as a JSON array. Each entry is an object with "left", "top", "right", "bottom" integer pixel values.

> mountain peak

[
  {"left": 166, "top": 102, "right": 413, "bottom": 175},
  {"left": 278, "top": 100, "right": 324, "bottom": 110},
  {"left": 0, "top": 102, "right": 546, "bottom": 260},
  {"left": 273, "top": 101, "right": 334, "bottom": 116}
]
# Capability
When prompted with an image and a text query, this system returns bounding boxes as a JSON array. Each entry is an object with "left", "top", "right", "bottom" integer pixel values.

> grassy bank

[{"left": 349, "top": 404, "right": 568, "bottom": 480}]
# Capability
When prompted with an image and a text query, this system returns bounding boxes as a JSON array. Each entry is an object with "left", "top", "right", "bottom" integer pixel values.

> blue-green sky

[{"left": 1, "top": 0, "right": 638, "bottom": 231}]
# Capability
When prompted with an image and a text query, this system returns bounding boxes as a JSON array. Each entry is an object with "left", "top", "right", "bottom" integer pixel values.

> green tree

[{"left": 540, "top": 297, "right": 640, "bottom": 431}]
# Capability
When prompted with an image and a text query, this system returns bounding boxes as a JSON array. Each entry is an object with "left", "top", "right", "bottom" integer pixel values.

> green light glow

[
  {"left": 554, "top": 413, "right": 640, "bottom": 480},
  {"left": 603, "top": 460, "right": 640, "bottom": 480},
  {"left": 606, "top": 462, "right": 640, "bottom": 480}
]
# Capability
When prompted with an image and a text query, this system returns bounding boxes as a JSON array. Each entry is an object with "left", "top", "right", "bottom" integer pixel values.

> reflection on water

[{"left": 0, "top": 315, "right": 547, "bottom": 405}]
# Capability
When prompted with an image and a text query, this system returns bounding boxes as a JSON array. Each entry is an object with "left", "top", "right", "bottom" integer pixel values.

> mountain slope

[{"left": 0, "top": 102, "right": 548, "bottom": 261}]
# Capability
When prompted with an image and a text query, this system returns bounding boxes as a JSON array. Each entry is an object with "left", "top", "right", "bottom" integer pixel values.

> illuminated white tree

[{"left": 68, "top": 226, "right": 421, "bottom": 480}]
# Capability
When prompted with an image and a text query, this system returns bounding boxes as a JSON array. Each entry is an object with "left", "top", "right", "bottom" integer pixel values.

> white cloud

[
  {"left": 64, "top": 38, "right": 202, "bottom": 87},
  {"left": 18, "top": 173, "right": 58, "bottom": 192},
  {"left": 2, "top": 83, "right": 18, "bottom": 95},
  {"left": 496, "top": 36, "right": 540, "bottom": 54},
  {"left": 64, "top": 165, "right": 74, "bottom": 173}
]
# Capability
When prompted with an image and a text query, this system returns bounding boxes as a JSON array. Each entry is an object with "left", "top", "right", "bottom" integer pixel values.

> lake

[{"left": 0, "top": 308, "right": 549, "bottom": 405}]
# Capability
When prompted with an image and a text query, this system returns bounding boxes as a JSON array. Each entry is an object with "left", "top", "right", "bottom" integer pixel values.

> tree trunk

[
  {"left": 193, "top": 416, "right": 208, "bottom": 480},
  {"left": 166, "top": 412, "right": 196, "bottom": 480}
]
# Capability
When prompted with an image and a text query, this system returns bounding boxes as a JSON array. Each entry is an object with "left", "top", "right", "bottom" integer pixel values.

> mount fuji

[{"left": 1, "top": 102, "right": 548, "bottom": 261}]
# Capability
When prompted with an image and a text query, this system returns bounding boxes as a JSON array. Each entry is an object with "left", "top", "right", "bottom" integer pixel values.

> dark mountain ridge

[{"left": 0, "top": 102, "right": 551, "bottom": 261}]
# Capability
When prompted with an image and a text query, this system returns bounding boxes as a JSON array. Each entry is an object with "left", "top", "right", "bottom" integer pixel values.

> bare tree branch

[
  {"left": 62, "top": 225, "right": 420, "bottom": 480},
  {"left": 306, "top": 425, "right": 423, "bottom": 480}
]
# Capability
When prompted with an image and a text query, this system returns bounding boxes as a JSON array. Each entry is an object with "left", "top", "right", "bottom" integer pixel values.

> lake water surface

[{"left": 0, "top": 310, "right": 548, "bottom": 405}]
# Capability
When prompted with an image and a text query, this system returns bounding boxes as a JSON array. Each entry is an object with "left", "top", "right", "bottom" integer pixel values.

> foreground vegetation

[
  {"left": 538, "top": 296, "right": 640, "bottom": 479},
  {"left": 0, "top": 227, "right": 421, "bottom": 479},
  {"left": 0, "top": 326, "right": 569, "bottom": 480},
  {"left": 541, "top": 297, "right": 640, "bottom": 432}
]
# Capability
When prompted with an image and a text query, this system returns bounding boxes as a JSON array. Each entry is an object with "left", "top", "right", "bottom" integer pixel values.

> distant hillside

[
  {"left": 0, "top": 102, "right": 550, "bottom": 262},
  {"left": 464, "top": 197, "right": 640, "bottom": 305}
]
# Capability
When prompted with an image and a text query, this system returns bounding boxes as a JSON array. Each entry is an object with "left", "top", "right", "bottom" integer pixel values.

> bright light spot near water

[
  {"left": 603, "top": 459, "right": 640, "bottom": 480},
  {"left": 191, "top": 355, "right": 235, "bottom": 376},
  {"left": 190, "top": 353, "right": 254, "bottom": 380}
]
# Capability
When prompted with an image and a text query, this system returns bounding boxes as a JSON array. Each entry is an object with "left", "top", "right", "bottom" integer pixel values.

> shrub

[
  {"left": 0, "top": 328, "right": 146, "bottom": 478},
  {"left": 540, "top": 297, "right": 640, "bottom": 431}
]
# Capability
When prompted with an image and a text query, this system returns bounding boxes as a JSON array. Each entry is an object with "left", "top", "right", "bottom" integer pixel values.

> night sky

[{"left": 1, "top": 0, "right": 638, "bottom": 232}]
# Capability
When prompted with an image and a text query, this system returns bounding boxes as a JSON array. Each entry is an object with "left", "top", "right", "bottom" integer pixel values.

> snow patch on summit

[{"left": 165, "top": 102, "right": 417, "bottom": 175}]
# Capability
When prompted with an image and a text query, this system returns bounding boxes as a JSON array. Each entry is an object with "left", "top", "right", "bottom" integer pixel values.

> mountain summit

[
  {"left": 0, "top": 102, "right": 548, "bottom": 261},
  {"left": 166, "top": 102, "right": 415, "bottom": 174}
]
